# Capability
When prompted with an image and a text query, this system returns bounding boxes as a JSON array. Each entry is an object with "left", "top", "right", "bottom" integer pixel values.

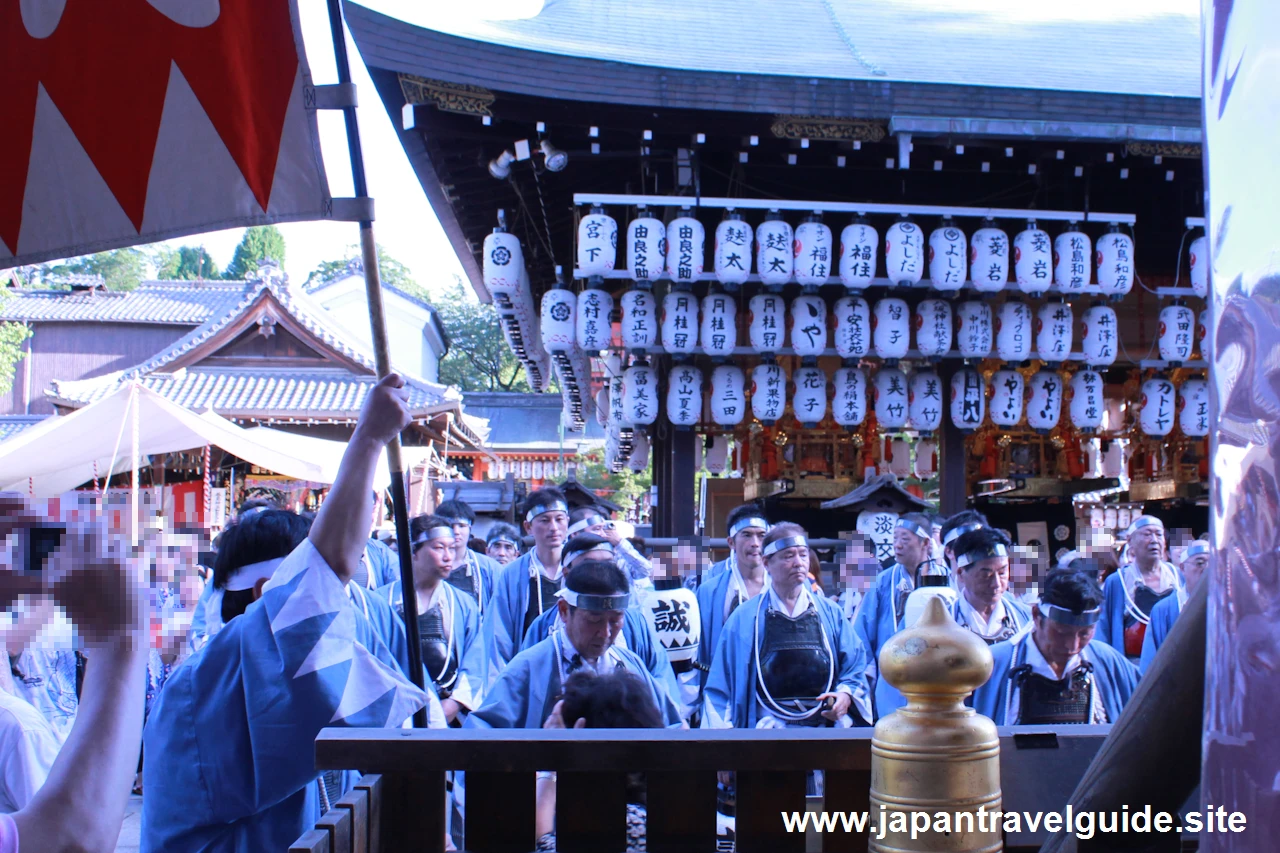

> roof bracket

[
  {"left": 305, "top": 83, "right": 358, "bottom": 110},
  {"left": 328, "top": 197, "right": 376, "bottom": 222}
]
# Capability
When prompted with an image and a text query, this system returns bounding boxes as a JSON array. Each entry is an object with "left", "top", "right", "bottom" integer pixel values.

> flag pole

[{"left": 325, "top": 0, "right": 428, "bottom": 728}]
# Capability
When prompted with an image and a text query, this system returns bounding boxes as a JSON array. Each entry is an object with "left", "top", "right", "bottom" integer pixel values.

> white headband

[
  {"left": 944, "top": 522, "right": 985, "bottom": 547},
  {"left": 411, "top": 525, "right": 455, "bottom": 548},
  {"left": 763, "top": 535, "right": 807, "bottom": 558},
  {"left": 526, "top": 500, "right": 569, "bottom": 523},
  {"left": 1128, "top": 515, "right": 1164, "bottom": 535},
  {"left": 896, "top": 518, "right": 930, "bottom": 541},
  {"left": 561, "top": 540, "right": 615, "bottom": 568},
  {"left": 224, "top": 557, "right": 285, "bottom": 591},
  {"left": 730, "top": 516, "right": 770, "bottom": 538},
  {"left": 1040, "top": 601, "right": 1103, "bottom": 627},
  {"left": 956, "top": 543, "right": 1008, "bottom": 569},
  {"left": 567, "top": 515, "right": 606, "bottom": 537},
  {"left": 556, "top": 587, "right": 632, "bottom": 611},
  {"left": 1184, "top": 540, "right": 1211, "bottom": 559}
]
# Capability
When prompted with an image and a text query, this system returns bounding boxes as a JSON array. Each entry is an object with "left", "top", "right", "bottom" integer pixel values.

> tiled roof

[
  {"left": 0, "top": 416, "right": 48, "bottom": 443},
  {"left": 0, "top": 280, "right": 250, "bottom": 325}
]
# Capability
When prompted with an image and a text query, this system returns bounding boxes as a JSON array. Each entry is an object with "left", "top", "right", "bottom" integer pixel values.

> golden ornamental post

[{"left": 870, "top": 596, "right": 1002, "bottom": 852}]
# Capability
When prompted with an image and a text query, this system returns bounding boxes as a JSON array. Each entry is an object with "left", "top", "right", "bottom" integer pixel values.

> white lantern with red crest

[
  {"left": 834, "top": 296, "right": 871, "bottom": 361},
  {"left": 748, "top": 293, "right": 786, "bottom": 356},
  {"left": 874, "top": 367, "right": 910, "bottom": 430},
  {"left": 1026, "top": 370, "right": 1063, "bottom": 432},
  {"left": 661, "top": 288, "right": 699, "bottom": 359},
  {"left": 1158, "top": 300, "right": 1196, "bottom": 365},
  {"left": 995, "top": 300, "right": 1033, "bottom": 363},
  {"left": 956, "top": 300, "right": 994, "bottom": 360},
  {"left": 928, "top": 219, "right": 967, "bottom": 293},
  {"left": 1053, "top": 223, "right": 1091, "bottom": 297},
  {"left": 833, "top": 367, "right": 868, "bottom": 427},
  {"left": 620, "top": 288, "right": 657, "bottom": 354},
  {"left": 713, "top": 212, "right": 753, "bottom": 289},
  {"left": 666, "top": 211, "right": 705, "bottom": 285},
  {"left": 540, "top": 285, "right": 577, "bottom": 353},
  {"left": 884, "top": 217, "right": 925, "bottom": 286},
  {"left": 627, "top": 210, "right": 666, "bottom": 285},
  {"left": 794, "top": 214, "right": 833, "bottom": 288},
  {"left": 1198, "top": 309, "right": 1210, "bottom": 359},
  {"left": 914, "top": 298, "right": 953, "bottom": 360},
  {"left": 756, "top": 213, "right": 794, "bottom": 289},
  {"left": 950, "top": 368, "right": 986, "bottom": 432},
  {"left": 1189, "top": 234, "right": 1209, "bottom": 299},
  {"left": 1035, "top": 298, "right": 1074, "bottom": 366},
  {"left": 1080, "top": 302, "right": 1118, "bottom": 367},
  {"left": 908, "top": 371, "right": 945, "bottom": 434},
  {"left": 873, "top": 297, "right": 911, "bottom": 361},
  {"left": 792, "top": 366, "right": 828, "bottom": 428},
  {"left": 989, "top": 370, "right": 1025, "bottom": 428},
  {"left": 576, "top": 285, "right": 612, "bottom": 353},
  {"left": 700, "top": 292, "right": 737, "bottom": 359},
  {"left": 578, "top": 205, "right": 617, "bottom": 277},
  {"left": 622, "top": 363, "right": 658, "bottom": 426},
  {"left": 1014, "top": 221, "right": 1053, "bottom": 296},
  {"left": 1069, "top": 370, "right": 1105, "bottom": 432},
  {"left": 790, "top": 294, "right": 828, "bottom": 359},
  {"left": 969, "top": 219, "right": 1009, "bottom": 293},
  {"left": 839, "top": 219, "right": 878, "bottom": 292},
  {"left": 1179, "top": 377, "right": 1210, "bottom": 438},
  {"left": 1140, "top": 376, "right": 1176, "bottom": 437},
  {"left": 666, "top": 365, "right": 703, "bottom": 428},
  {"left": 1095, "top": 225, "right": 1135, "bottom": 300},
  {"left": 710, "top": 365, "right": 746, "bottom": 426},
  {"left": 751, "top": 363, "right": 787, "bottom": 424}
]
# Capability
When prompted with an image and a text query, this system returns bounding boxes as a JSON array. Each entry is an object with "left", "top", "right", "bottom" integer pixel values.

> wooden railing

[{"left": 292, "top": 726, "right": 1113, "bottom": 853}]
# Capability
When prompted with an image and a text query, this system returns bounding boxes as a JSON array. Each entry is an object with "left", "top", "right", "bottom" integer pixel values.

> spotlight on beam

[
  {"left": 540, "top": 140, "right": 569, "bottom": 172},
  {"left": 488, "top": 150, "right": 516, "bottom": 179}
]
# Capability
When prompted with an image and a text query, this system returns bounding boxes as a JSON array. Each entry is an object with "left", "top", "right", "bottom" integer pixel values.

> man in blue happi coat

[
  {"left": 972, "top": 567, "right": 1139, "bottom": 725},
  {"left": 938, "top": 509, "right": 989, "bottom": 573},
  {"left": 947, "top": 527, "right": 1032, "bottom": 644},
  {"left": 436, "top": 499, "right": 500, "bottom": 615},
  {"left": 1139, "top": 538, "right": 1210, "bottom": 674},
  {"left": 693, "top": 505, "right": 770, "bottom": 700},
  {"left": 566, "top": 505, "right": 653, "bottom": 586},
  {"left": 1098, "top": 515, "right": 1185, "bottom": 662},
  {"left": 467, "top": 560, "right": 682, "bottom": 729},
  {"left": 141, "top": 375, "right": 441, "bottom": 853}
]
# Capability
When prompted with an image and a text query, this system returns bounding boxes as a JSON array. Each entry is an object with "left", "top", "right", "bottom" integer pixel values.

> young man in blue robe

[
  {"left": 693, "top": 506, "right": 770, "bottom": 700},
  {"left": 972, "top": 567, "right": 1140, "bottom": 725},
  {"left": 947, "top": 527, "right": 1032, "bottom": 644},
  {"left": 141, "top": 375, "right": 441, "bottom": 853},
  {"left": 567, "top": 506, "right": 653, "bottom": 585},
  {"left": 702, "top": 523, "right": 871, "bottom": 729},
  {"left": 852, "top": 513, "right": 938, "bottom": 721},
  {"left": 467, "top": 560, "right": 683, "bottom": 729},
  {"left": 1097, "top": 515, "right": 1185, "bottom": 662},
  {"left": 1140, "top": 539, "right": 1210, "bottom": 674},
  {"left": 939, "top": 510, "right": 989, "bottom": 573},
  {"left": 436, "top": 499, "right": 500, "bottom": 614},
  {"left": 482, "top": 488, "right": 569, "bottom": 679}
]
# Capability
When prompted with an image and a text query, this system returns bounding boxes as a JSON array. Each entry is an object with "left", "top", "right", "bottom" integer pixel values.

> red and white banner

[{"left": 0, "top": 0, "right": 333, "bottom": 267}]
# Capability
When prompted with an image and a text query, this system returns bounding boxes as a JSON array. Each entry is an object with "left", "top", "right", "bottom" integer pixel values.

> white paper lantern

[
  {"left": 710, "top": 365, "right": 746, "bottom": 426},
  {"left": 1095, "top": 227, "right": 1135, "bottom": 299},
  {"left": 751, "top": 363, "right": 787, "bottom": 424},
  {"left": 578, "top": 207, "right": 617, "bottom": 277},
  {"left": 833, "top": 296, "right": 871, "bottom": 360},
  {"left": 1179, "top": 377, "right": 1210, "bottom": 438},
  {"left": 1014, "top": 222, "right": 1053, "bottom": 296},
  {"left": 792, "top": 366, "right": 828, "bottom": 427},
  {"left": 661, "top": 289, "right": 699, "bottom": 357},
  {"left": 914, "top": 439, "right": 938, "bottom": 479},
  {"left": 1104, "top": 507, "right": 1119, "bottom": 530},
  {"left": 748, "top": 293, "right": 786, "bottom": 356},
  {"left": 950, "top": 368, "right": 986, "bottom": 431},
  {"left": 622, "top": 364, "right": 658, "bottom": 425},
  {"left": 1189, "top": 234, "right": 1209, "bottom": 299},
  {"left": 874, "top": 367, "right": 910, "bottom": 430},
  {"left": 1080, "top": 303, "right": 1119, "bottom": 367},
  {"left": 886, "top": 438, "right": 913, "bottom": 478},
  {"left": 839, "top": 220, "right": 878, "bottom": 291},
  {"left": 706, "top": 435, "right": 731, "bottom": 474},
  {"left": 700, "top": 292, "right": 737, "bottom": 358},
  {"left": 539, "top": 287, "right": 577, "bottom": 353},
  {"left": 666, "top": 365, "right": 703, "bottom": 427},
  {"left": 795, "top": 217, "right": 833, "bottom": 288},
  {"left": 790, "top": 294, "right": 828, "bottom": 358},
  {"left": 620, "top": 289, "right": 657, "bottom": 353},
  {"left": 989, "top": 370, "right": 1025, "bottom": 428},
  {"left": 756, "top": 216, "right": 794, "bottom": 288},
  {"left": 872, "top": 297, "right": 910, "bottom": 361},
  {"left": 627, "top": 214, "right": 667, "bottom": 284},
  {"left": 908, "top": 372, "right": 945, "bottom": 433},
  {"left": 483, "top": 228, "right": 525, "bottom": 292},
  {"left": 956, "top": 301, "right": 994, "bottom": 360},
  {"left": 576, "top": 287, "right": 613, "bottom": 352},
  {"left": 1158, "top": 301, "right": 1196, "bottom": 365},
  {"left": 1140, "top": 376, "right": 1176, "bottom": 437},
  {"left": 1026, "top": 370, "right": 1063, "bottom": 432},
  {"left": 609, "top": 372, "right": 630, "bottom": 429},
  {"left": 1069, "top": 370, "right": 1105, "bottom": 432},
  {"left": 1053, "top": 225, "right": 1092, "bottom": 295},
  {"left": 1035, "top": 299, "right": 1074, "bottom": 365},
  {"left": 627, "top": 431, "right": 651, "bottom": 472},
  {"left": 914, "top": 299, "right": 953, "bottom": 360},
  {"left": 666, "top": 215, "right": 705, "bottom": 285},
  {"left": 857, "top": 510, "right": 900, "bottom": 563},
  {"left": 884, "top": 218, "right": 925, "bottom": 286},
  {"left": 928, "top": 220, "right": 967, "bottom": 292},
  {"left": 1198, "top": 309, "right": 1210, "bottom": 359},
  {"left": 713, "top": 213, "right": 753, "bottom": 287},
  {"left": 595, "top": 387, "right": 609, "bottom": 428},
  {"left": 995, "top": 300, "right": 1033, "bottom": 363},
  {"left": 833, "top": 367, "right": 868, "bottom": 427},
  {"left": 969, "top": 220, "right": 1009, "bottom": 293}
]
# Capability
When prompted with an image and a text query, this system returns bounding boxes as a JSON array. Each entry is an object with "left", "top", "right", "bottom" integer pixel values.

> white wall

[{"left": 308, "top": 275, "right": 443, "bottom": 382}]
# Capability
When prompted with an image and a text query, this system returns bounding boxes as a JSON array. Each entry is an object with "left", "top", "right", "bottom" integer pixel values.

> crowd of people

[{"left": 0, "top": 373, "right": 1210, "bottom": 852}]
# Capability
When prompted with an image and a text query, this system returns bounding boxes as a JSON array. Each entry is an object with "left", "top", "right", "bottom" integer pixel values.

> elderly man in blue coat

[
  {"left": 947, "top": 526, "right": 1032, "bottom": 644},
  {"left": 1098, "top": 515, "right": 1185, "bottom": 662}
]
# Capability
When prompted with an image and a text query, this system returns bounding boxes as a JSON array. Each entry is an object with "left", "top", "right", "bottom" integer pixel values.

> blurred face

[
  {"left": 838, "top": 543, "right": 879, "bottom": 594},
  {"left": 1032, "top": 608, "right": 1097, "bottom": 668},
  {"left": 412, "top": 533, "right": 455, "bottom": 582},
  {"left": 1182, "top": 553, "right": 1209, "bottom": 588},
  {"left": 487, "top": 539, "right": 519, "bottom": 565},
  {"left": 731, "top": 527, "right": 766, "bottom": 571},
  {"left": 766, "top": 543, "right": 810, "bottom": 593},
  {"left": 526, "top": 509, "right": 569, "bottom": 551},
  {"left": 894, "top": 528, "right": 930, "bottom": 570},
  {"left": 560, "top": 601, "right": 625, "bottom": 660},
  {"left": 959, "top": 556, "right": 1009, "bottom": 607},
  {"left": 1130, "top": 524, "right": 1165, "bottom": 567}
]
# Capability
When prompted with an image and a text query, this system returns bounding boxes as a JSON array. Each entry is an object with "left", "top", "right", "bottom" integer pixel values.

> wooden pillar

[
  {"left": 651, "top": 428, "right": 696, "bottom": 537},
  {"left": 938, "top": 362, "right": 967, "bottom": 515}
]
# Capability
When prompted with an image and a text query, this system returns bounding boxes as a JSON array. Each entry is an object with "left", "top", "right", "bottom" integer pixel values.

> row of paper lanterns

[
  {"left": 542, "top": 283, "right": 1208, "bottom": 367},
  {"left": 604, "top": 362, "right": 1209, "bottom": 438},
  {"left": 575, "top": 205, "right": 1141, "bottom": 297}
]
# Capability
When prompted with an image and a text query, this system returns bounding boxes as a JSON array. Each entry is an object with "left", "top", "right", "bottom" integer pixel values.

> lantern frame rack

[{"left": 605, "top": 344, "right": 1207, "bottom": 369}]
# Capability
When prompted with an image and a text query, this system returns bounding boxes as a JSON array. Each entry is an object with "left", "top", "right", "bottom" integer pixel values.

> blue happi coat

[
  {"left": 694, "top": 559, "right": 765, "bottom": 696},
  {"left": 951, "top": 593, "right": 1033, "bottom": 641},
  {"left": 1097, "top": 563, "right": 1185, "bottom": 658},
  {"left": 852, "top": 563, "right": 918, "bottom": 720},
  {"left": 1138, "top": 593, "right": 1183, "bottom": 675},
  {"left": 970, "top": 631, "right": 1140, "bottom": 725},
  {"left": 702, "top": 592, "right": 869, "bottom": 729},
  {"left": 141, "top": 540, "right": 435, "bottom": 853},
  {"left": 465, "top": 633, "right": 683, "bottom": 729},
  {"left": 482, "top": 552, "right": 559, "bottom": 679},
  {"left": 448, "top": 549, "right": 500, "bottom": 614},
  {"left": 378, "top": 579, "right": 488, "bottom": 711}
]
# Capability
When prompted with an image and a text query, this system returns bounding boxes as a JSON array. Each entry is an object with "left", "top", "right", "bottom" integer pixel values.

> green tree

[
  {"left": 156, "top": 245, "right": 220, "bottom": 280},
  {"left": 0, "top": 292, "right": 31, "bottom": 395},
  {"left": 305, "top": 244, "right": 425, "bottom": 299},
  {"left": 42, "top": 247, "right": 148, "bottom": 290},
  {"left": 431, "top": 276, "right": 532, "bottom": 392},
  {"left": 574, "top": 444, "right": 652, "bottom": 513},
  {"left": 224, "top": 225, "right": 285, "bottom": 280}
]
